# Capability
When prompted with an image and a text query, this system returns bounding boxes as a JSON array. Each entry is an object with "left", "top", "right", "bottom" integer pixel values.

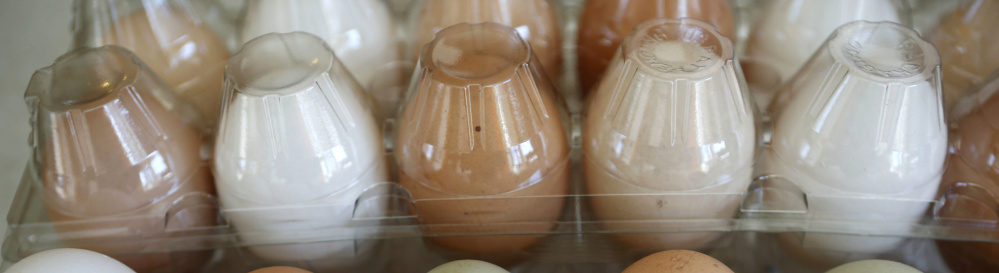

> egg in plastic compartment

[
  {"left": 428, "top": 260, "right": 510, "bottom": 273},
  {"left": 622, "top": 250, "right": 734, "bottom": 273},
  {"left": 825, "top": 260, "right": 923, "bottom": 273},
  {"left": 5, "top": 248, "right": 135, "bottom": 273}
]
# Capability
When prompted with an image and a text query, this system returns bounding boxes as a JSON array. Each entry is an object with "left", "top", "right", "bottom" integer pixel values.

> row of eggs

[
  {"left": 4, "top": 248, "right": 923, "bottom": 273},
  {"left": 13, "top": 0, "right": 999, "bottom": 272},
  {"left": 69, "top": 0, "right": 999, "bottom": 121}
]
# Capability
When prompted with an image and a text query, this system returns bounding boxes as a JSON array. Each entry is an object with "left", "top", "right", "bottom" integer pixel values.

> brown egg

[
  {"left": 101, "top": 7, "right": 230, "bottom": 124},
  {"left": 248, "top": 266, "right": 313, "bottom": 273},
  {"left": 577, "top": 0, "right": 736, "bottom": 94},
  {"left": 927, "top": 0, "right": 999, "bottom": 112},
  {"left": 396, "top": 23, "right": 570, "bottom": 254},
  {"left": 622, "top": 250, "right": 734, "bottom": 273},
  {"left": 936, "top": 78, "right": 999, "bottom": 272}
]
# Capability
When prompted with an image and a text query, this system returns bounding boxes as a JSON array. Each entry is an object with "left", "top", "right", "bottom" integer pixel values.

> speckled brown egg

[
  {"left": 248, "top": 266, "right": 313, "bottom": 273},
  {"left": 622, "top": 250, "right": 734, "bottom": 273}
]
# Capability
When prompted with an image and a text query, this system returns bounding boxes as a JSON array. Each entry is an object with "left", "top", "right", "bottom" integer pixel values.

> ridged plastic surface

[{"left": 583, "top": 18, "right": 756, "bottom": 251}]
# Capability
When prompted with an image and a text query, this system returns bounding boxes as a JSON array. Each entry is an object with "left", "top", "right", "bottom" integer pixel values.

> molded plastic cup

[
  {"left": 395, "top": 22, "right": 571, "bottom": 255},
  {"left": 24, "top": 45, "right": 216, "bottom": 272},
  {"left": 761, "top": 21, "right": 946, "bottom": 267},
  {"left": 583, "top": 17, "right": 758, "bottom": 251},
  {"left": 213, "top": 32, "right": 389, "bottom": 265}
]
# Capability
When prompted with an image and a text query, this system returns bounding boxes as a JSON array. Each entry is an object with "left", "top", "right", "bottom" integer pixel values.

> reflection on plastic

[
  {"left": 213, "top": 32, "right": 388, "bottom": 265},
  {"left": 583, "top": 18, "right": 757, "bottom": 251},
  {"left": 745, "top": 0, "right": 910, "bottom": 81},
  {"left": 741, "top": 176, "right": 807, "bottom": 214},
  {"left": 239, "top": 0, "right": 400, "bottom": 89},
  {"left": 577, "top": 0, "right": 736, "bottom": 95},
  {"left": 762, "top": 21, "right": 946, "bottom": 265},
  {"left": 23, "top": 45, "right": 216, "bottom": 272},
  {"left": 72, "top": 0, "right": 232, "bottom": 126},
  {"left": 396, "top": 22, "right": 570, "bottom": 254}
]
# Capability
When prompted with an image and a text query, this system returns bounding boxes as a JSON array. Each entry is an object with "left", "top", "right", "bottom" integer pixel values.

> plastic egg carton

[{"left": 3, "top": 0, "right": 998, "bottom": 272}]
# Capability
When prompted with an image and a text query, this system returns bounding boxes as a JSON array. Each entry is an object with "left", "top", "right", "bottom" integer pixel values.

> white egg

[
  {"left": 6, "top": 248, "right": 135, "bottom": 273},
  {"left": 826, "top": 260, "right": 922, "bottom": 273},
  {"left": 429, "top": 260, "right": 509, "bottom": 273}
]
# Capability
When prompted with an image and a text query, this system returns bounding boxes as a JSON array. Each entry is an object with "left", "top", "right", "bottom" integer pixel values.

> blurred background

[{"left": 0, "top": 1, "right": 73, "bottom": 230}]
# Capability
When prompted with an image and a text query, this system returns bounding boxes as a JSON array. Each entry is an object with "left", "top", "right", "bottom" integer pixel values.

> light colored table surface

[{"left": 0, "top": 0, "right": 72, "bottom": 247}]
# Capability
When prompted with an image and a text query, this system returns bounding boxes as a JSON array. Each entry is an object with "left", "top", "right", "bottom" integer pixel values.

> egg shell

[
  {"left": 6, "top": 248, "right": 135, "bottom": 273},
  {"left": 429, "top": 260, "right": 510, "bottom": 273},
  {"left": 248, "top": 266, "right": 314, "bottom": 273},
  {"left": 825, "top": 260, "right": 922, "bottom": 273},
  {"left": 622, "top": 250, "right": 733, "bottom": 273}
]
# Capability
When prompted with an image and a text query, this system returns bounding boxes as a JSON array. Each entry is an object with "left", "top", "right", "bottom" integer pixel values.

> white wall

[{"left": 0, "top": 0, "right": 72, "bottom": 240}]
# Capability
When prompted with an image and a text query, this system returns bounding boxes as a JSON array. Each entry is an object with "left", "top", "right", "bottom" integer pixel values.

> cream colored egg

[
  {"left": 826, "top": 260, "right": 923, "bottom": 273},
  {"left": 622, "top": 250, "right": 734, "bottom": 273},
  {"left": 6, "top": 248, "right": 135, "bottom": 273},
  {"left": 248, "top": 266, "right": 313, "bottom": 273},
  {"left": 429, "top": 260, "right": 510, "bottom": 273}
]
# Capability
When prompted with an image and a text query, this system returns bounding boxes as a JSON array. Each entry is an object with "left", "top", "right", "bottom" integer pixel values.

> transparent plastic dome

[
  {"left": 24, "top": 45, "right": 216, "bottom": 271},
  {"left": 762, "top": 21, "right": 946, "bottom": 259},
  {"left": 213, "top": 32, "right": 388, "bottom": 262},
  {"left": 395, "top": 22, "right": 570, "bottom": 254},
  {"left": 583, "top": 18, "right": 758, "bottom": 251}
]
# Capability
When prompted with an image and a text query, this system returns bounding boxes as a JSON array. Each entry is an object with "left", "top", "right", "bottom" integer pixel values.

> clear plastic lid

[
  {"left": 926, "top": 0, "right": 999, "bottom": 112},
  {"left": 239, "top": 0, "right": 401, "bottom": 89},
  {"left": 745, "top": 0, "right": 911, "bottom": 81},
  {"left": 396, "top": 22, "right": 570, "bottom": 197},
  {"left": 409, "top": 0, "right": 562, "bottom": 82},
  {"left": 71, "top": 0, "right": 233, "bottom": 125},
  {"left": 577, "top": 0, "right": 736, "bottom": 94},
  {"left": 584, "top": 17, "right": 758, "bottom": 193},
  {"left": 24, "top": 45, "right": 211, "bottom": 218},
  {"left": 214, "top": 32, "right": 387, "bottom": 207},
  {"left": 766, "top": 20, "right": 946, "bottom": 196}
]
